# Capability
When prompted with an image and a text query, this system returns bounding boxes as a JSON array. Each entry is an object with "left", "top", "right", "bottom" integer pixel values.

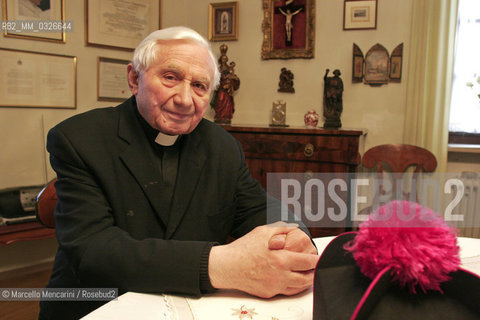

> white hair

[{"left": 132, "top": 26, "right": 220, "bottom": 89}]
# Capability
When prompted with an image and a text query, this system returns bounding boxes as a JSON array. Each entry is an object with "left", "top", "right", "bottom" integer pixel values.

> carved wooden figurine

[
  {"left": 323, "top": 69, "right": 343, "bottom": 128},
  {"left": 210, "top": 44, "right": 240, "bottom": 124},
  {"left": 278, "top": 67, "right": 295, "bottom": 93}
]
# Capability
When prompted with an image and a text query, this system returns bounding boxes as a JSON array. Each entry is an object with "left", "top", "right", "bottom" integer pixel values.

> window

[{"left": 449, "top": 0, "right": 480, "bottom": 143}]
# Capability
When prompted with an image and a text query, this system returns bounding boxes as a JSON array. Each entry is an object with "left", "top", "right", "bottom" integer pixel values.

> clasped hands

[{"left": 209, "top": 222, "right": 319, "bottom": 298}]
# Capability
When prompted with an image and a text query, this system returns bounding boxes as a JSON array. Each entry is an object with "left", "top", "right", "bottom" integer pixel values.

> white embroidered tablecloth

[
  {"left": 81, "top": 289, "right": 313, "bottom": 320},
  {"left": 82, "top": 237, "right": 480, "bottom": 320}
]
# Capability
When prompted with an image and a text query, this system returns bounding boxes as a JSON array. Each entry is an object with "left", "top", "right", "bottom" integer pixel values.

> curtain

[{"left": 403, "top": 0, "right": 458, "bottom": 172}]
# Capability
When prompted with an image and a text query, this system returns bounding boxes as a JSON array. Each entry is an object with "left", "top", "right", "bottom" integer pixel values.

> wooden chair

[
  {"left": 35, "top": 179, "right": 57, "bottom": 228},
  {"left": 362, "top": 144, "right": 437, "bottom": 175},
  {"left": 360, "top": 144, "right": 437, "bottom": 211}
]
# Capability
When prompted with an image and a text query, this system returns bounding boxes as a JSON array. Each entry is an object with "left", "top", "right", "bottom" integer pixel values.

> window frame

[
  {"left": 448, "top": 132, "right": 480, "bottom": 145},
  {"left": 448, "top": 0, "right": 480, "bottom": 143}
]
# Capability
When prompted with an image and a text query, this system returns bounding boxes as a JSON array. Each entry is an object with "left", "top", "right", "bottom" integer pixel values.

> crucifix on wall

[
  {"left": 274, "top": 0, "right": 305, "bottom": 47},
  {"left": 261, "top": 0, "right": 314, "bottom": 59}
]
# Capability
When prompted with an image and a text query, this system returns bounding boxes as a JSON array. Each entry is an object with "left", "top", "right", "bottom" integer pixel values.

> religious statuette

[
  {"left": 210, "top": 44, "right": 240, "bottom": 125},
  {"left": 323, "top": 68, "right": 343, "bottom": 128},
  {"left": 278, "top": 67, "right": 295, "bottom": 93},
  {"left": 304, "top": 110, "right": 319, "bottom": 128},
  {"left": 270, "top": 100, "right": 288, "bottom": 127}
]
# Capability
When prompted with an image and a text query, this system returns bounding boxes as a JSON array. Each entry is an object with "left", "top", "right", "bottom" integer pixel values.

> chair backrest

[
  {"left": 35, "top": 178, "right": 57, "bottom": 228},
  {"left": 362, "top": 144, "right": 437, "bottom": 174},
  {"left": 361, "top": 144, "right": 437, "bottom": 202}
]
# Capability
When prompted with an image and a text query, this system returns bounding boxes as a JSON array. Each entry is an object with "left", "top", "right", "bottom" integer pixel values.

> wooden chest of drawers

[{"left": 224, "top": 125, "right": 365, "bottom": 237}]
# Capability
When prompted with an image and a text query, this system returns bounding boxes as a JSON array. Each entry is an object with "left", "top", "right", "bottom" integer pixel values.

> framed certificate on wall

[
  {"left": 86, "top": 0, "right": 161, "bottom": 50},
  {"left": 97, "top": 57, "right": 131, "bottom": 102},
  {"left": 0, "top": 48, "right": 76, "bottom": 109}
]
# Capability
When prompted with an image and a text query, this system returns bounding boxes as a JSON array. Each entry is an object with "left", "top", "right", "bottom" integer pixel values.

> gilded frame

[
  {"left": 261, "top": 0, "right": 315, "bottom": 60},
  {"left": 208, "top": 2, "right": 239, "bottom": 41},
  {"left": 0, "top": 48, "right": 76, "bottom": 109},
  {"left": 86, "top": 0, "right": 161, "bottom": 50},
  {"left": 2, "top": 0, "right": 66, "bottom": 43},
  {"left": 97, "top": 57, "right": 131, "bottom": 102}
]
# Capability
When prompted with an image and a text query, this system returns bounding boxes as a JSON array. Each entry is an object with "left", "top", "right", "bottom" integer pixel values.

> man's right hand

[
  {"left": 208, "top": 224, "right": 319, "bottom": 298},
  {"left": 268, "top": 227, "right": 318, "bottom": 254}
]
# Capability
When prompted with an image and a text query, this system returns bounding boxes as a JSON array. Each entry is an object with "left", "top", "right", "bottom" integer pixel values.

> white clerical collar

[{"left": 155, "top": 132, "right": 179, "bottom": 146}]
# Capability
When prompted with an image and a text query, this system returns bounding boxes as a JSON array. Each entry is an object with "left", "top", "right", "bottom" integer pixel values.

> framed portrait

[
  {"left": 0, "top": 48, "right": 76, "bottom": 109},
  {"left": 363, "top": 43, "right": 389, "bottom": 85},
  {"left": 261, "top": 0, "right": 315, "bottom": 60},
  {"left": 389, "top": 43, "right": 403, "bottom": 82},
  {"left": 97, "top": 57, "right": 131, "bottom": 102},
  {"left": 208, "top": 2, "right": 238, "bottom": 41},
  {"left": 343, "top": 0, "right": 377, "bottom": 30},
  {"left": 2, "top": 0, "right": 66, "bottom": 42},
  {"left": 86, "top": 0, "right": 161, "bottom": 50}
]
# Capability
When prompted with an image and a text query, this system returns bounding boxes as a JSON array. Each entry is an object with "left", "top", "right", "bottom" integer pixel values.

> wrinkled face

[{"left": 127, "top": 39, "right": 215, "bottom": 135}]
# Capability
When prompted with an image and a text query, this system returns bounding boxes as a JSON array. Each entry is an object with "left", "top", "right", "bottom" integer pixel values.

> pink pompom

[{"left": 344, "top": 200, "right": 460, "bottom": 293}]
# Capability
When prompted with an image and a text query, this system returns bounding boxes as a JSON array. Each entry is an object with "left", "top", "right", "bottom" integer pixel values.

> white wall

[
  {"left": 0, "top": 0, "right": 417, "bottom": 270},
  {"left": 163, "top": 0, "right": 413, "bottom": 150},
  {"left": 0, "top": 0, "right": 414, "bottom": 190},
  {"left": 0, "top": 1, "right": 139, "bottom": 189},
  {"left": 0, "top": 0, "right": 138, "bottom": 271}
]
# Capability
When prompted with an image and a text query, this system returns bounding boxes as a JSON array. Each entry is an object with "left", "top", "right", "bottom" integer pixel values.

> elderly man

[{"left": 39, "top": 26, "right": 318, "bottom": 320}]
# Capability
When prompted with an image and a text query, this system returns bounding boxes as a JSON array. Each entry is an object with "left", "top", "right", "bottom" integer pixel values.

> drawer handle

[
  {"left": 304, "top": 143, "right": 314, "bottom": 157},
  {"left": 304, "top": 170, "right": 314, "bottom": 180}
]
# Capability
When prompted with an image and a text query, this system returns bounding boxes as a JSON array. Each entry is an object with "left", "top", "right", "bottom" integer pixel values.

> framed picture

[
  {"left": 389, "top": 43, "right": 403, "bottom": 82},
  {"left": 97, "top": 57, "right": 131, "bottom": 102},
  {"left": 208, "top": 2, "right": 238, "bottom": 41},
  {"left": 86, "top": 0, "right": 161, "bottom": 50},
  {"left": 352, "top": 43, "right": 403, "bottom": 85},
  {"left": 363, "top": 43, "right": 389, "bottom": 85},
  {"left": 352, "top": 43, "right": 364, "bottom": 83},
  {"left": 343, "top": 0, "right": 377, "bottom": 30},
  {"left": 0, "top": 48, "right": 76, "bottom": 109},
  {"left": 2, "top": 0, "right": 66, "bottom": 42},
  {"left": 261, "top": 0, "right": 315, "bottom": 60}
]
